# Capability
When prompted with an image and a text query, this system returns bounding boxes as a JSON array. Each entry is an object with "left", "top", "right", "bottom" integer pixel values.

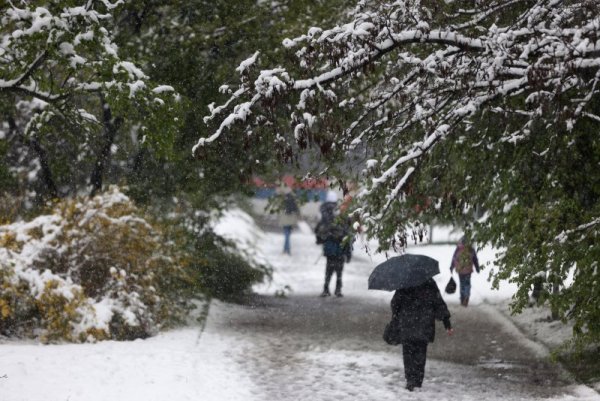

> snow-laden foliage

[
  {"left": 0, "top": 1, "right": 179, "bottom": 201},
  {"left": 199, "top": 0, "right": 600, "bottom": 344},
  {"left": 212, "top": 208, "right": 270, "bottom": 269},
  {"left": 198, "top": 0, "right": 600, "bottom": 190},
  {"left": 0, "top": 0, "right": 177, "bottom": 122},
  {"left": 0, "top": 187, "right": 191, "bottom": 342},
  {"left": 170, "top": 206, "right": 271, "bottom": 301}
]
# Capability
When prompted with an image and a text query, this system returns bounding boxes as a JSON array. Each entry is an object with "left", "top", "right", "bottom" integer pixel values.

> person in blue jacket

[{"left": 315, "top": 191, "right": 352, "bottom": 297}]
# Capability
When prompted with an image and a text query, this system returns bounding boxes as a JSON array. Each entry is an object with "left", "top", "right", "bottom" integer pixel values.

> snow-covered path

[
  {"left": 210, "top": 297, "right": 577, "bottom": 401},
  {"left": 0, "top": 327, "right": 258, "bottom": 401},
  {"left": 206, "top": 224, "right": 598, "bottom": 401},
  {"left": 1, "top": 218, "right": 599, "bottom": 401}
]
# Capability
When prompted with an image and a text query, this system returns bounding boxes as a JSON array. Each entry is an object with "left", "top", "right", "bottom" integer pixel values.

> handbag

[
  {"left": 445, "top": 276, "right": 457, "bottom": 294},
  {"left": 383, "top": 318, "right": 402, "bottom": 345}
]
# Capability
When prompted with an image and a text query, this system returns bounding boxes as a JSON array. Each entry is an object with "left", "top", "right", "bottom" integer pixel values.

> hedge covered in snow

[{"left": 0, "top": 187, "right": 192, "bottom": 342}]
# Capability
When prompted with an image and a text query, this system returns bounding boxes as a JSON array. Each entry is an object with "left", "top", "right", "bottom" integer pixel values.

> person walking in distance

[
  {"left": 279, "top": 188, "right": 299, "bottom": 255},
  {"left": 315, "top": 191, "right": 352, "bottom": 297},
  {"left": 450, "top": 236, "right": 480, "bottom": 306}
]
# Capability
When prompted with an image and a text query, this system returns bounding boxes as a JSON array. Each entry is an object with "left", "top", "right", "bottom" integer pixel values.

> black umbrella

[{"left": 368, "top": 254, "right": 439, "bottom": 291}]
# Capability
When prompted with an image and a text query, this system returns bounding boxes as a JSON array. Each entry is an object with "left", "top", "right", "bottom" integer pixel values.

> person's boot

[
  {"left": 464, "top": 297, "right": 469, "bottom": 307},
  {"left": 320, "top": 287, "right": 331, "bottom": 297}
]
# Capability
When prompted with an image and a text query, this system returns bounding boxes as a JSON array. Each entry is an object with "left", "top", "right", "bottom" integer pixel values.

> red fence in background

[{"left": 252, "top": 175, "right": 329, "bottom": 190}]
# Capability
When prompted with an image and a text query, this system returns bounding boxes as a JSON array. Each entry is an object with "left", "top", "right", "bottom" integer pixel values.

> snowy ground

[{"left": 1, "top": 213, "right": 599, "bottom": 401}]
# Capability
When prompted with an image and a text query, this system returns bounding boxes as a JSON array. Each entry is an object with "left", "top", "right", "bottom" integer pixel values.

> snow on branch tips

[
  {"left": 199, "top": 0, "right": 600, "bottom": 229},
  {"left": 555, "top": 218, "right": 600, "bottom": 244},
  {"left": 1, "top": 1, "right": 179, "bottom": 157},
  {"left": 236, "top": 51, "right": 260, "bottom": 75}
]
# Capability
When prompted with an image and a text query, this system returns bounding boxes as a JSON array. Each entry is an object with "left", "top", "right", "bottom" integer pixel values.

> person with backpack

[
  {"left": 450, "top": 236, "right": 480, "bottom": 306},
  {"left": 315, "top": 191, "right": 353, "bottom": 297}
]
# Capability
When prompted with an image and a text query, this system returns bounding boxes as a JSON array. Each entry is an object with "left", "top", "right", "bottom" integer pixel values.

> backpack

[
  {"left": 316, "top": 218, "right": 351, "bottom": 257},
  {"left": 323, "top": 239, "right": 345, "bottom": 257},
  {"left": 315, "top": 220, "right": 329, "bottom": 244},
  {"left": 315, "top": 219, "right": 345, "bottom": 244},
  {"left": 454, "top": 244, "right": 474, "bottom": 274}
]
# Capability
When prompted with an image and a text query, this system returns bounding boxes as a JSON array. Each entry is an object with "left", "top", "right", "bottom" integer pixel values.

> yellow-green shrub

[{"left": 0, "top": 186, "right": 192, "bottom": 342}]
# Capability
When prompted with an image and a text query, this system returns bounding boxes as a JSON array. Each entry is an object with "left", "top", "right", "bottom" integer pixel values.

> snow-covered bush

[
  {"left": 211, "top": 208, "right": 270, "bottom": 270},
  {"left": 161, "top": 206, "right": 271, "bottom": 302},
  {"left": 203, "top": 208, "right": 271, "bottom": 300},
  {"left": 0, "top": 186, "right": 191, "bottom": 342}
]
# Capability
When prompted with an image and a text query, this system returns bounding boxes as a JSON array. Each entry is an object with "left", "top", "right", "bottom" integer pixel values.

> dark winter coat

[
  {"left": 315, "top": 202, "right": 352, "bottom": 259},
  {"left": 390, "top": 279, "right": 451, "bottom": 344},
  {"left": 283, "top": 193, "right": 299, "bottom": 214},
  {"left": 279, "top": 193, "right": 300, "bottom": 227}
]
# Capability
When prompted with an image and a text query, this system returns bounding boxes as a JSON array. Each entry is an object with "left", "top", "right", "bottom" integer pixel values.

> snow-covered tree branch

[
  {"left": 198, "top": 0, "right": 600, "bottom": 156},
  {"left": 198, "top": 0, "right": 600, "bottom": 343},
  {"left": 0, "top": 1, "right": 179, "bottom": 199}
]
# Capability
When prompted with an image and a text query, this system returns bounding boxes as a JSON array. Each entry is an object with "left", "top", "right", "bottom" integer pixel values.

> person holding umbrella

[{"left": 369, "top": 254, "right": 453, "bottom": 391}]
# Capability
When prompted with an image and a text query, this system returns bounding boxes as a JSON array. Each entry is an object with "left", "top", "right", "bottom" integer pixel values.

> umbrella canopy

[{"left": 368, "top": 254, "right": 439, "bottom": 291}]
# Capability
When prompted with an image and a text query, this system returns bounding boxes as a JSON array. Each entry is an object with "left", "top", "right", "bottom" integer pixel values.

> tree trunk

[
  {"left": 8, "top": 116, "right": 58, "bottom": 199},
  {"left": 89, "top": 97, "right": 122, "bottom": 196},
  {"left": 29, "top": 137, "right": 59, "bottom": 199},
  {"left": 551, "top": 282, "right": 560, "bottom": 321},
  {"left": 130, "top": 147, "right": 146, "bottom": 177}
]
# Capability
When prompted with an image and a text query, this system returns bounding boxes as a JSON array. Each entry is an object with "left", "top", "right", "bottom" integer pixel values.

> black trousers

[
  {"left": 402, "top": 341, "right": 428, "bottom": 386},
  {"left": 324, "top": 256, "right": 345, "bottom": 294}
]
